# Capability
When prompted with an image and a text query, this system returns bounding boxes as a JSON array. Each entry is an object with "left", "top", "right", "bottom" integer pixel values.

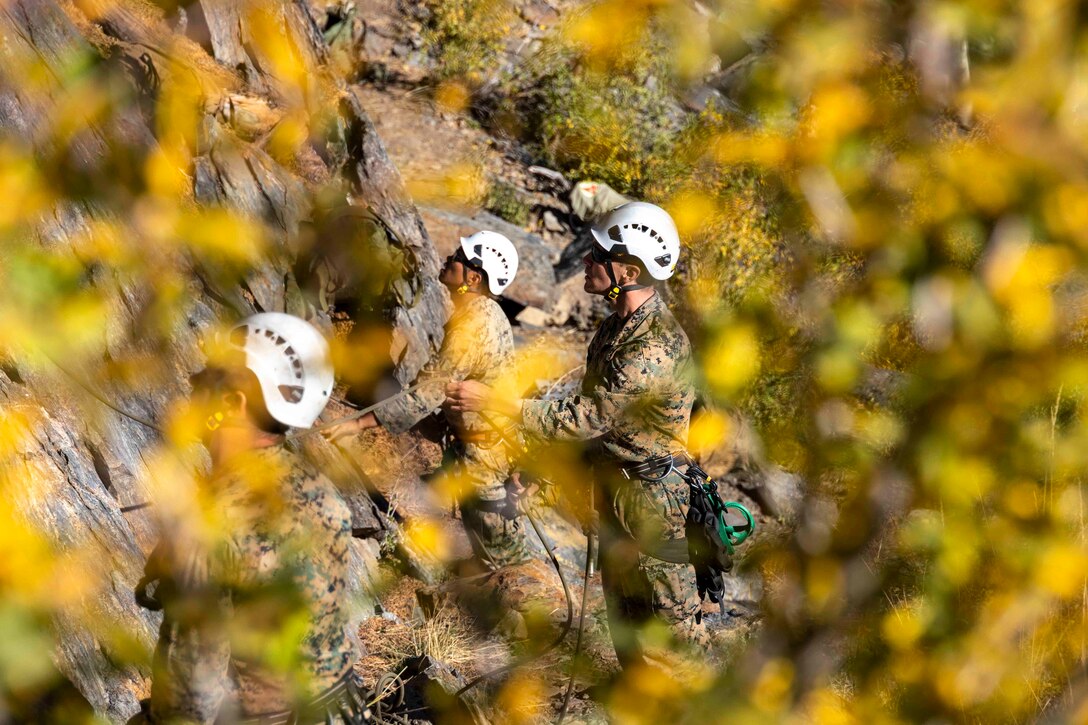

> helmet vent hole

[{"left": 278, "top": 385, "right": 304, "bottom": 403}]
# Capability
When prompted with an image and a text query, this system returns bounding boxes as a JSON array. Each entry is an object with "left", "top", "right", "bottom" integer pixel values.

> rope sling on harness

[{"left": 619, "top": 451, "right": 755, "bottom": 616}]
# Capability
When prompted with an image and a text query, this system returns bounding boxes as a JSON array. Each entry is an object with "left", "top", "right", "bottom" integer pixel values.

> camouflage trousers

[
  {"left": 461, "top": 493, "right": 533, "bottom": 570},
  {"left": 597, "top": 466, "right": 708, "bottom": 670},
  {"left": 435, "top": 444, "right": 532, "bottom": 569}
]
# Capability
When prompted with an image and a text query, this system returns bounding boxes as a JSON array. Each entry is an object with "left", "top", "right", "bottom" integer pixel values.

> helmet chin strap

[
  {"left": 603, "top": 259, "right": 647, "bottom": 302},
  {"left": 456, "top": 261, "right": 472, "bottom": 295}
]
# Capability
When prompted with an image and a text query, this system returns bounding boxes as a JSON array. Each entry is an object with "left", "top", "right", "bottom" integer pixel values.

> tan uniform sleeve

[{"left": 375, "top": 307, "right": 489, "bottom": 434}]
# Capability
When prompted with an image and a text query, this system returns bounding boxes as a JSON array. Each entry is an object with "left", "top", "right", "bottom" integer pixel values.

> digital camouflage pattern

[
  {"left": 376, "top": 294, "right": 530, "bottom": 566},
  {"left": 146, "top": 446, "right": 354, "bottom": 723},
  {"left": 460, "top": 496, "right": 532, "bottom": 570},
  {"left": 521, "top": 293, "right": 695, "bottom": 464},
  {"left": 597, "top": 465, "right": 708, "bottom": 667},
  {"left": 521, "top": 293, "right": 704, "bottom": 663}
]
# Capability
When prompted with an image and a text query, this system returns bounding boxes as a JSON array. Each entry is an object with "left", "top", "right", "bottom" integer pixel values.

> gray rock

[
  {"left": 420, "top": 206, "right": 559, "bottom": 310},
  {"left": 720, "top": 568, "right": 764, "bottom": 603},
  {"left": 682, "top": 85, "right": 742, "bottom": 114},
  {"left": 542, "top": 209, "right": 565, "bottom": 232},
  {"left": 760, "top": 465, "right": 805, "bottom": 522}
]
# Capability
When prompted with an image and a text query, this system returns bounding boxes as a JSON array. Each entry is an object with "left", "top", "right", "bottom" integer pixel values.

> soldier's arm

[
  {"left": 374, "top": 310, "right": 488, "bottom": 434},
  {"left": 148, "top": 552, "right": 233, "bottom": 724},
  {"left": 520, "top": 340, "right": 669, "bottom": 442}
]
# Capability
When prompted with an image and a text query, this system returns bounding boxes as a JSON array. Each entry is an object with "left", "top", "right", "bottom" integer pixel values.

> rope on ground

[
  {"left": 557, "top": 520, "right": 594, "bottom": 724},
  {"left": 452, "top": 500, "right": 574, "bottom": 698},
  {"left": 450, "top": 412, "right": 577, "bottom": 698},
  {"left": 45, "top": 350, "right": 428, "bottom": 514}
]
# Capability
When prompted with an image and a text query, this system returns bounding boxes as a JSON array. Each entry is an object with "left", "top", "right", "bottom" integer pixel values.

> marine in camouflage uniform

[
  {"left": 520, "top": 292, "right": 705, "bottom": 667},
  {"left": 145, "top": 445, "right": 355, "bottom": 722},
  {"left": 376, "top": 293, "right": 531, "bottom": 568}
]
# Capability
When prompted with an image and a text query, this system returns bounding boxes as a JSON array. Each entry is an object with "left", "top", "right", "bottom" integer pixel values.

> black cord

[
  {"left": 45, "top": 352, "right": 165, "bottom": 434},
  {"left": 451, "top": 412, "right": 577, "bottom": 698},
  {"left": 453, "top": 502, "right": 574, "bottom": 698},
  {"left": 473, "top": 412, "right": 600, "bottom": 723},
  {"left": 557, "top": 509, "right": 594, "bottom": 724}
]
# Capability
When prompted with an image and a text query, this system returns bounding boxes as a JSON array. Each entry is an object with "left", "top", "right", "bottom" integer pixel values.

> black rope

[
  {"left": 452, "top": 500, "right": 574, "bottom": 698},
  {"left": 44, "top": 352, "right": 165, "bottom": 434},
  {"left": 450, "top": 413, "right": 578, "bottom": 698},
  {"left": 472, "top": 413, "right": 599, "bottom": 723},
  {"left": 557, "top": 496, "right": 594, "bottom": 724},
  {"left": 284, "top": 381, "right": 426, "bottom": 442},
  {"left": 45, "top": 350, "right": 428, "bottom": 514}
]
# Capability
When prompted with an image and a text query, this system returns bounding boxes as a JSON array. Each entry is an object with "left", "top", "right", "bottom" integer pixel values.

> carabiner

[{"left": 718, "top": 501, "right": 755, "bottom": 548}]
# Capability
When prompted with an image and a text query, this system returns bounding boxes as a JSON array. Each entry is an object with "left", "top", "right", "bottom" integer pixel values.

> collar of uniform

[
  {"left": 449, "top": 292, "right": 496, "bottom": 326},
  {"left": 612, "top": 291, "right": 661, "bottom": 343}
]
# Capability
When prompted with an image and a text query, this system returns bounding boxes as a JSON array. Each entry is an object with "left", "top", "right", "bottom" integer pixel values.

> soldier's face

[
  {"left": 440, "top": 253, "right": 464, "bottom": 287},
  {"left": 582, "top": 250, "right": 615, "bottom": 295}
]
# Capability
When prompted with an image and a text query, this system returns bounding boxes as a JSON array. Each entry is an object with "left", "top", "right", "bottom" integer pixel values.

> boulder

[{"left": 420, "top": 206, "right": 560, "bottom": 310}]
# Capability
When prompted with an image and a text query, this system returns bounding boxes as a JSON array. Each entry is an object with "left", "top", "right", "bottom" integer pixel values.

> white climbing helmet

[
  {"left": 459, "top": 231, "right": 519, "bottom": 296},
  {"left": 227, "top": 312, "right": 334, "bottom": 429},
  {"left": 589, "top": 202, "right": 681, "bottom": 281}
]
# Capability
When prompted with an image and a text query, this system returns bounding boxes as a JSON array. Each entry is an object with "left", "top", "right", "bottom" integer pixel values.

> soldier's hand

[
  {"left": 446, "top": 381, "right": 525, "bottom": 417},
  {"left": 444, "top": 380, "right": 490, "bottom": 412},
  {"left": 321, "top": 420, "right": 356, "bottom": 443},
  {"left": 321, "top": 414, "right": 377, "bottom": 443}
]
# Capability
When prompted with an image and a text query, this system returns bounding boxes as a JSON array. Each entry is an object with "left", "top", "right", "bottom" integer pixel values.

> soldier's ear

[
  {"left": 619, "top": 262, "right": 642, "bottom": 284},
  {"left": 466, "top": 268, "right": 484, "bottom": 290},
  {"left": 221, "top": 390, "right": 247, "bottom": 418}
]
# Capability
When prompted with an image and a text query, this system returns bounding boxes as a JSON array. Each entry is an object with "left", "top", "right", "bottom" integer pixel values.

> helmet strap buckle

[
  {"left": 206, "top": 411, "right": 225, "bottom": 431},
  {"left": 606, "top": 286, "right": 621, "bottom": 302},
  {"left": 456, "top": 284, "right": 469, "bottom": 295}
]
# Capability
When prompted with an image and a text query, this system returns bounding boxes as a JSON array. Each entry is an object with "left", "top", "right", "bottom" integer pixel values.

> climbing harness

[
  {"left": 619, "top": 451, "right": 755, "bottom": 552},
  {"left": 620, "top": 451, "right": 754, "bottom": 615}
]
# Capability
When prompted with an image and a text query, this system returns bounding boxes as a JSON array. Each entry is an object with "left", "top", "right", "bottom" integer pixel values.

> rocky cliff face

[{"left": 0, "top": 0, "right": 451, "bottom": 718}]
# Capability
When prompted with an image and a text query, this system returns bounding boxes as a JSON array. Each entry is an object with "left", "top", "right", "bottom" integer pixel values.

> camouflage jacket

[
  {"left": 375, "top": 294, "right": 517, "bottom": 498},
  {"left": 521, "top": 293, "right": 694, "bottom": 466},
  {"left": 148, "top": 446, "right": 354, "bottom": 723}
]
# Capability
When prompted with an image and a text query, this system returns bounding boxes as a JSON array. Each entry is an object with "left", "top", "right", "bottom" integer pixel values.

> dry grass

[
  {"left": 357, "top": 578, "right": 508, "bottom": 683},
  {"left": 358, "top": 604, "right": 506, "bottom": 679}
]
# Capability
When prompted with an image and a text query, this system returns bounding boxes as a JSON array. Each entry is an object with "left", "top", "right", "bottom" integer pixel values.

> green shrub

[
  {"left": 484, "top": 179, "right": 532, "bottom": 227},
  {"left": 422, "top": 0, "right": 513, "bottom": 82}
]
